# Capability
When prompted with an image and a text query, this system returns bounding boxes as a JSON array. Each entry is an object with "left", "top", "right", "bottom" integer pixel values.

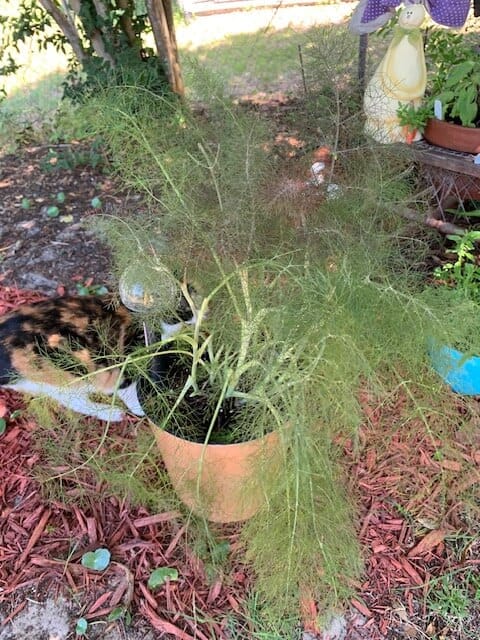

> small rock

[
  {"left": 21, "top": 272, "right": 58, "bottom": 292},
  {"left": 0, "top": 598, "right": 70, "bottom": 640},
  {"left": 38, "top": 247, "right": 60, "bottom": 262},
  {"left": 320, "top": 614, "right": 347, "bottom": 640}
]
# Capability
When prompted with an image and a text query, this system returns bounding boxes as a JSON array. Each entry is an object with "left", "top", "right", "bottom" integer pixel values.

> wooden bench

[{"left": 412, "top": 140, "right": 480, "bottom": 210}]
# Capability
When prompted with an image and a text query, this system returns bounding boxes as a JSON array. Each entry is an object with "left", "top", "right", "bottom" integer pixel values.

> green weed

[
  {"left": 428, "top": 569, "right": 480, "bottom": 622},
  {"left": 40, "top": 142, "right": 104, "bottom": 172}
]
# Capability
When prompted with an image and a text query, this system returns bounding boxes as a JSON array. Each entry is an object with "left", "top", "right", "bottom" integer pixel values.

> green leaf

[
  {"left": 75, "top": 618, "right": 88, "bottom": 635},
  {"left": 211, "top": 540, "right": 230, "bottom": 563},
  {"left": 459, "top": 100, "right": 478, "bottom": 127},
  {"left": 9, "top": 409, "right": 22, "bottom": 420},
  {"left": 56, "top": 191, "right": 66, "bottom": 203},
  {"left": 445, "top": 61, "right": 475, "bottom": 87},
  {"left": 75, "top": 283, "right": 109, "bottom": 296},
  {"left": 91, "top": 196, "right": 102, "bottom": 208},
  {"left": 46, "top": 205, "right": 60, "bottom": 217},
  {"left": 147, "top": 567, "right": 179, "bottom": 589},
  {"left": 107, "top": 607, "right": 127, "bottom": 622},
  {"left": 0, "top": 418, "right": 6, "bottom": 436},
  {"left": 81, "top": 548, "right": 111, "bottom": 571},
  {"left": 95, "top": 285, "right": 109, "bottom": 295},
  {"left": 21, "top": 197, "right": 31, "bottom": 209},
  {"left": 76, "top": 284, "right": 89, "bottom": 296},
  {"left": 434, "top": 90, "right": 455, "bottom": 105},
  {"left": 465, "top": 231, "right": 480, "bottom": 241}
]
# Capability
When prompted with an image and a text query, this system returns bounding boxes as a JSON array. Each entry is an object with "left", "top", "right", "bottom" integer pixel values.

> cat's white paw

[
  {"left": 116, "top": 381, "right": 145, "bottom": 416},
  {"left": 94, "top": 406, "right": 125, "bottom": 422}
]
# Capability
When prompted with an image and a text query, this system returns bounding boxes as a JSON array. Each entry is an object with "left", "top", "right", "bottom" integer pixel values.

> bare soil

[{"left": 0, "top": 143, "right": 140, "bottom": 295}]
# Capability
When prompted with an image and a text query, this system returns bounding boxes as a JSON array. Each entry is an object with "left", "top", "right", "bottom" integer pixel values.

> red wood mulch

[
  {"left": 0, "top": 286, "right": 250, "bottom": 639},
  {"left": 345, "top": 388, "right": 480, "bottom": 639}
]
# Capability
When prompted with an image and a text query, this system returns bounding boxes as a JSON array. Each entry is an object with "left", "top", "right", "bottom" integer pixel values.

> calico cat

[
  {"left": 0, "top": 295, "right": 147, "bottom": 422},
  {"left": 0, "top": 281, "right": 201, "bottom": 421}
]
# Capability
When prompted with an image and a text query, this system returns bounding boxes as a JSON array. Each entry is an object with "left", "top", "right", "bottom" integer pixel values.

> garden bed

[
  {"left": 1, "top": 285, "right": 479, "bottom": 639},
  {"left": 0, "top": 83, "right": 479, "bottom": 640}
]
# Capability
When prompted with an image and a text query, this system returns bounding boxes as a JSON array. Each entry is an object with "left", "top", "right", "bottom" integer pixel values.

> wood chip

[
  {"left": 133, "top": 512, "right": 181, "bottom": 527},
  {"left": 407, "top": 530, "right": 447, "bottom": 558},
  {"left": 439, "top": 459, "right": 462, "bottom": 472},
  {"left": 351, "top": 598, "right": 373, "bottom": 618},
  {"left": 88, "top": 592, "right": 112, "bottom": 615},
  {"left": 140, "top": 604, "right": 195, "bottom": 640},
  {"left": 14, "top": 508, "right": 51, "bottom": 570}
]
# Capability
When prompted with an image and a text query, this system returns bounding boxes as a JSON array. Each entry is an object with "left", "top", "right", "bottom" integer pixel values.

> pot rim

[{"left": 147, "top": 417, "right": 279, "bottom": 449}]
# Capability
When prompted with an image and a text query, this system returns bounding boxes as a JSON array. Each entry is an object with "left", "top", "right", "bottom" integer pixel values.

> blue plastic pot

[{"left": 429, "top": 343, "right": 480, "bottom": 395}]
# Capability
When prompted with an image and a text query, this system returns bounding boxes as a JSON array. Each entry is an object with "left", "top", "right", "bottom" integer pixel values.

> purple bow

[{"left": 349, "top": 0, "right": 470, "bottom": 33}]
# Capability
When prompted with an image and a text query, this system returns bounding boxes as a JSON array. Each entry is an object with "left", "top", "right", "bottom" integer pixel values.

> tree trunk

[
  {"left": 69, "top": 0, "right": 115, "bottom": 66},
  {"left": 38, "top": 0, "right": 183, "bottom": 94},
  {"left": 117, "top": 0, "right": 141, "bottom": 49},
  {"left": 146, "top": 0, "right": 184, "bottom": 95}
]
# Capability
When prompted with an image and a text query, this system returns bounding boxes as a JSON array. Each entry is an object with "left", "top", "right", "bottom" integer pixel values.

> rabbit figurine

[{"left": 363, "top": 3, "right": 427, "bottom": 143}]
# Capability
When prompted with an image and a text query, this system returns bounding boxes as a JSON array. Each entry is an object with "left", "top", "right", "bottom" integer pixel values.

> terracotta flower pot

[
  {"left": 424, "top": 118, "right": 480, "bottom": 154},
  {"left": 151, "top": 424, "right": 282, "bottom": 523}
]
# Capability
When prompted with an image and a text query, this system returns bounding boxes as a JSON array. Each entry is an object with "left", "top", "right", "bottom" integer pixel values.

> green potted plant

[
  {"left": 397, "top": 29, "right": 480, "bottom": 153},
  {"left": 86, "top": 72, "right": 439, "bottom": 626},
  {"left": 423, "top": 29, "right": 480, "bottom": 153},
  {"left": 132, "top": 261, "right": 292, "bottom": 523},
  {"left": 110, "top": 253, "right": 372, "bottom": 621}
]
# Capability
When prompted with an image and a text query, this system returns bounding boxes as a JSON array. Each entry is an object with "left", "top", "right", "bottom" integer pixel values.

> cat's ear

[{"left": 349, "top": 0, "right": 399, "bottom": 34}]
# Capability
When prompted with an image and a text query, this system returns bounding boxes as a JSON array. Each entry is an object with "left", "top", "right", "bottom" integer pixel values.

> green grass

[
  {"left": 180, "top": 25, "right": 317, "bottom": 94},
  {"left": 0, "top": 4, "right": 348, "bottom": 152},
  {"left": 427, "top": 568, "right": 480, "bottom": 624}
]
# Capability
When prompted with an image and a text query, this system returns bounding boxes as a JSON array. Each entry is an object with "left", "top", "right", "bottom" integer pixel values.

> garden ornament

[
  {"left": 362, "top": 3, "right": 427, "bottom": 143},
  {"left": 349, "top": 0, "right": 470, "bottom": 34},
  {"left": 119, "top": 259, "right": 180, "bottom": 314}
]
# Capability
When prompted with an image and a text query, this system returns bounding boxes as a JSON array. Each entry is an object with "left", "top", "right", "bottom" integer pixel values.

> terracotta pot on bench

[{"left": 424, "top": 118, "right": 480, "bottom": 154}]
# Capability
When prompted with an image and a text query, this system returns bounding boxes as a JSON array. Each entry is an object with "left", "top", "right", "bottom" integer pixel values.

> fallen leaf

[
  {"left": 426, "top": 622, "right": 436, "bottom": 637},
  {"left": 408, "top": 529, "right": 447, "bottom": 558}
]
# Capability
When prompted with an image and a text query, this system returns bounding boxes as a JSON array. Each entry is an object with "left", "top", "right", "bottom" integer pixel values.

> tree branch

[
  {"left": 397, "top": 207, "right": 465, "bottom": 236},
  {"left": 37, "top": 0, "right": 86, "bottom": 62},
  {"left": 68, "top": 0, "right": 115, "bottom": 66}
]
